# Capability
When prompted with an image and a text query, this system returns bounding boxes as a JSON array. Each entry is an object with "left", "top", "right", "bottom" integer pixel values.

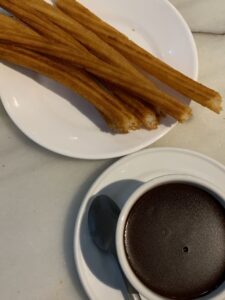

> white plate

[
  {"left": 74, "top": 147, "right": 225, "bottom": 300},
  {"left": 0, "top": 0, "right": 198, "bottom": 159}
]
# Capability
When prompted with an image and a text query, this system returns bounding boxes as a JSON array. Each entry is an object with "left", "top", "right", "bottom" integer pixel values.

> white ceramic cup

[{"left": 116, "top": 174, "right": 225, "bottom": 300}]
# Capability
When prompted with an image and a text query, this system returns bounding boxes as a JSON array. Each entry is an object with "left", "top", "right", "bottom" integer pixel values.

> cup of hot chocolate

[{"left": 116, "top": 174, "right": 225, "bottom": 300}]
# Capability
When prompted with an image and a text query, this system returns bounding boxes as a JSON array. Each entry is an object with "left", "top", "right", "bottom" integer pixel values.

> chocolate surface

[{"left": 124, "top": 183, "right": 225, "bottom": 299}]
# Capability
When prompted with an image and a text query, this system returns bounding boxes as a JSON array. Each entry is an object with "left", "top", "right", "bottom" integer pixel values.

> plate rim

[
  {"left": 0, "top": 0, "right": 198, "bottom": 160},
  {"left": 74, "top": 146, "right": 225, "bottom": 300}
]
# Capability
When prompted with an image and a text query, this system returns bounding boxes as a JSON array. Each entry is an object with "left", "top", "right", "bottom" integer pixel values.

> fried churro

[
  {"left": 0, "top": 13, "right": 145, "bottom": 132},
  {"left": 6, "top": 0, "right": 145, "bottom": 75},
  {"left": 0, "top": 15, "right": 141, "bottom": 132},
  {"left": 56, "top": 0, "right": 222, "bottom": 113},
  {"left": 112, "top": 89, "right": 159, "bottom": 130},
  {"left": 6, "top": 0, "right": 162, "bottom": 109},
  {"left": 0, "top": 26, "right": 191, "bottom": 122},
  {"left": 5, "top": 0, "right": 223, "bottom": 132},
  {"left": 0, "top": 44, "right": 142, "bottom": 133},
  {"left": 0, "top": 1, "right": 160, "bottom": 129}
]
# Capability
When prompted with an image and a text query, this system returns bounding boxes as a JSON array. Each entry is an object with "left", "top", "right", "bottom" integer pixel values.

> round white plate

[
  {"left": 75, "top": 147, "right": 225, "bottom": 300},
  {"left": 0, "top": 0, "right": 198, "bottom": 159}
]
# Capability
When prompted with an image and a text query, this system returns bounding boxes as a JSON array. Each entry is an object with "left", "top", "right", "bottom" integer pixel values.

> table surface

[{"left": 0, "top": 1, "right": 225, "bottom": 299}]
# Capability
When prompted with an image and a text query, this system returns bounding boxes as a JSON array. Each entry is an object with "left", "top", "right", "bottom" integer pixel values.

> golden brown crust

[
  {"left": 57, "top": 0, "right": 222, "bottom": 113},
  {"left": 0, "top": 1, "right": 192, "bottom": 124},
  {"left": 6, "top": 0, "right": 143, "bottom": 75},
  {"left": 6, "top": 0, "right": 167, "bottom": 102},
  {"left": 0, "top": 28, "right": 191, "bottom": 122},
  {"left": 0, "top": 12, "right": 143, "bottom": 132},
  {"left": 0, "top": 1, "right": 162, "bottom": 124},
  {"left": 0, "top": 45, "right": 140, "bottom": 133},
  {"left": 0, "top": 0, "right": 83, "bottom": 49},
  {"left": 110, "top": 88, "right": 159, "bottom": 130}
]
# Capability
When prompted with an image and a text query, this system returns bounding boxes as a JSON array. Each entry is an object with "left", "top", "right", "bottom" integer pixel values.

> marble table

[{"left": 0, "top": 1, "right": 225, "bottom": 299}]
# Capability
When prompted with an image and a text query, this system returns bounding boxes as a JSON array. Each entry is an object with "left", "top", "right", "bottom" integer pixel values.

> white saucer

[
  {"left": 0, "top": 0, "right": 198, "bottom": 159},
  {"left": 74, "top": 147, "right": 225, "bottom": 300}
]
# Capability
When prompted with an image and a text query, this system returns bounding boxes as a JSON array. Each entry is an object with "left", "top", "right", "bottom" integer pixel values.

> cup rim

[{"left": 116, "top": 174, "right": 225, "bottom": 300}]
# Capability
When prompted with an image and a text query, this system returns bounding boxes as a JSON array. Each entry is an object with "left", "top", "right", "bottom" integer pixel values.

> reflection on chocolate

[{"left": 124, "top": 183, "right": 225, "bottom": 299}]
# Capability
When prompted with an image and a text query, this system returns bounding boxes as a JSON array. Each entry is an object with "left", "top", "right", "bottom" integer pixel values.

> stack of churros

[{"left": 0, "top": 0, "right": 222, "bottom": 133}]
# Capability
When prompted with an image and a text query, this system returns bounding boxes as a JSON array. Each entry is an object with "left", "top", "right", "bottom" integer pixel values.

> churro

[
  {"left": 56, "top": 0, "right": 222, "bottom": 113},
  {"left": 11, "top": 0, "right": 159, "bottom": 128},
  {"left": 6, "top": 0, "right": 146, "bottom": 76},
  {"left": 0, "top": 26, "right": 191, "bottom": 122},
  {"left": 5, "top": 0, "right": 162, "bottom": 110},
  {"left": 0, "top": 44, "right": 142, "bottom": 133},
  {"left": 5, "top": 0, "right": 222, "bottom": 130},
  {"left": 112, "top": 89, "right": 159, "bottom": 130},
  {"left": 0, "top": 1, "right": 161, "bottom": 128}
]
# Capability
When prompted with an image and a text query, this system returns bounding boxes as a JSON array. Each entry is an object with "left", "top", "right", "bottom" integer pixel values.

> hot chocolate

[{"left": 124, "top": 183, "right": 225, "bottom": 299}]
